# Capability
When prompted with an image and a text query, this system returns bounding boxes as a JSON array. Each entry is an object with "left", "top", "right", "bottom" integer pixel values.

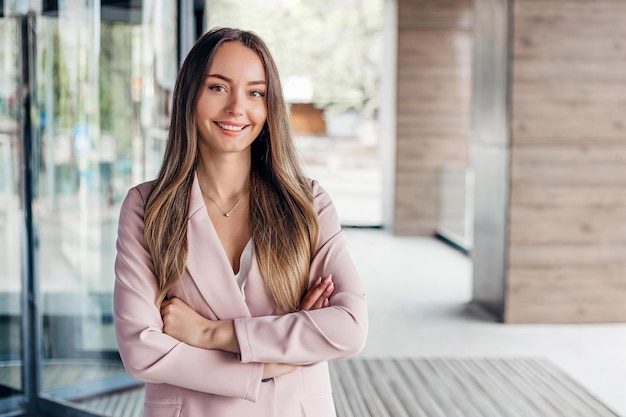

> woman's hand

[
  {"left": 160, "top": 298, "right": 240, "bottom": 353},
  {"left": 299, "top": 275, "right": 334, "bottom": 311},
  {"left": 160, "top": 298, "right": 212, "bottom": 348}
]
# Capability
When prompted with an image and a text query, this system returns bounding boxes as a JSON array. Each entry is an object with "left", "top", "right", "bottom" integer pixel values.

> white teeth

[{"left": 217, "top": 122, "right": 245, "bottom": 131}]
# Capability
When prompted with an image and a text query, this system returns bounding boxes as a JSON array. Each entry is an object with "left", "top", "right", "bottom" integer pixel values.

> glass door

[
  {"left": 34, "top": 0, "right": 177, "bottom": 415},
  {"left": 0, "top": 1, "right": 178, "bottom": 416},
  {"left": 0, "top": 12, "right": 23, "bottom": 416},
  {"left": 35, "top": 2, "right": 135, "bottom": 410}
]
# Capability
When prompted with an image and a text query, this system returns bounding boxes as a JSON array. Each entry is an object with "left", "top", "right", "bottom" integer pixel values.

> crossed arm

[{"left": 159, "top": 275, "right": 336, "bottom": 379}]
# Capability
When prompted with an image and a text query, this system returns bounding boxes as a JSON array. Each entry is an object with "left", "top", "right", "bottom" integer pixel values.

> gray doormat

[{"left": 329, "top": 358, "right": 619, "bottom": 417}]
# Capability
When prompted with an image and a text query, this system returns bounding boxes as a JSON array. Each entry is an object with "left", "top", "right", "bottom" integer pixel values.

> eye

[
  {"left": 209, "top": 85, "right": 226, "bottom": 92},
  {"left": 250, "top": 90, "right": 265, "bottom": 98}
]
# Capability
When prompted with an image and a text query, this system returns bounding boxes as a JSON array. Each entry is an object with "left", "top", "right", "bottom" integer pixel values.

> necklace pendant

[{"left": 201, "top": 186, "right": 247, "bottom": 219}]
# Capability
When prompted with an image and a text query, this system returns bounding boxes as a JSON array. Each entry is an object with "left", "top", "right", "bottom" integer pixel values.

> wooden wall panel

[
  {"left": 513, "top": 1, "right": 626, "bottom": 35},
  {"left": 507, "top": 268, "right": 626, "bottom": 322},
  {"left": 512, "top": 84, "right": 626, "bottom": 144},
  {"left": 395, "top": 168, "right": 442, "bottom": 235},
  {"left": 399, "top": 0, "right": 471, "bottom": 30},
  {"left": 394, "top": 0, "right": 471, "bottom": 235},
  {"left": 505, "top": 0, "right": 626, "bottom": 322}
]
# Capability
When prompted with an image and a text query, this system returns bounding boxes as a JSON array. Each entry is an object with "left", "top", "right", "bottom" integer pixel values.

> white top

[{"left": 234, "top": 239, "right": 253, "bottom": 298}]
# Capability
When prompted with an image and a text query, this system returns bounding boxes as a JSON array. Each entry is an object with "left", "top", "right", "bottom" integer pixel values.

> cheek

[
  {"left": 196, "top": 93, "right": 216, "bottom": 118},
  {"left": 197, "top": 98, "right": 207, "bottom": 110},
  {"left": 195, "top": 102, "right": 207, "bottom": 122},
  {"left": 251, "top": 103, "right": 268, "bottom": 124}
]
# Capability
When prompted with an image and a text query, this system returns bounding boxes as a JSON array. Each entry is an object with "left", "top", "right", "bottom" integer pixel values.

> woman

[{"left": 114, "top": 27, "right": 368, "bottom": 417}]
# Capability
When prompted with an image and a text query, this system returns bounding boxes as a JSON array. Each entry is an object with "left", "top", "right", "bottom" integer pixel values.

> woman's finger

[
  {"left": 160, "top": 297, "right": 182, "bottom": 311},
  {"left": 299, "top": 277, "right": 324, "bottom": 311},
  {"left": 311, "top": 281, "right": 334, "bottom": 309},
  {"left": 300, "top": 276, "right": 334, "bottom": 311}
]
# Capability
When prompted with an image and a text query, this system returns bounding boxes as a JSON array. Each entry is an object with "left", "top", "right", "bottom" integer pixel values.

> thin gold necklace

[{"left": 205, "top": 190, "right": 248, "bottom": 217}]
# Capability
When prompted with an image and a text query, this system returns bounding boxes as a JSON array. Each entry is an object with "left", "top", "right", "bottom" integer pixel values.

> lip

[
  {"left": 216, "top": 121, "right": 248, "bottom": 127},
  {"left": 214, "top": 121, "right": 249, "bottom": 135}
]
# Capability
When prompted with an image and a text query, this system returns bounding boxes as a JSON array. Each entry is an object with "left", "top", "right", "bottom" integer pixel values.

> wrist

[
  {"left": 215, "top": 320, "right": 240, "bottom": 353},
  {"left": 197, "top": 319, "right": 217, "bottom": 350}
]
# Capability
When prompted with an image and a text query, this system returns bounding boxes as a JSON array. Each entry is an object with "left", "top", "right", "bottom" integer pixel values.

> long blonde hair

[{"left": 144, "top": 28, "right": 319, "bottom": 312}]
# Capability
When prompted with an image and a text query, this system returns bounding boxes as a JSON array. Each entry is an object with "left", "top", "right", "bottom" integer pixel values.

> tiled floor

[{"left": 344, "top": 229, "right": 626, "bottom": 417}]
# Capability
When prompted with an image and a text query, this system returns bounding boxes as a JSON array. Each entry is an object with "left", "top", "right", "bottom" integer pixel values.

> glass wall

[
  {"left": 0, "top": 1, "right": 177, "bottom": 415},
  {"left": 206, "top": 0, "right": 385, "bottom": 226},
  {"left": 0, "top": 15, "right": 23, "bottom": 415}
]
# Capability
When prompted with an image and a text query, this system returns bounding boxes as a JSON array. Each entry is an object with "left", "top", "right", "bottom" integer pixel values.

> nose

[{"left": 227, "top": 92, "right": 244, "bottom": 116}]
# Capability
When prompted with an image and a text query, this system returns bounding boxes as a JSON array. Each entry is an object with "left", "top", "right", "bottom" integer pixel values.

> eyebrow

[{"left": 207, "top": 73, "right": 266, "bottom": 86}]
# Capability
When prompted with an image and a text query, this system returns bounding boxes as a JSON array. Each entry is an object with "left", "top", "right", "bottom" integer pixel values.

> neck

[{"left": 197, "top": 153, "right": 251, "bottom": 200}]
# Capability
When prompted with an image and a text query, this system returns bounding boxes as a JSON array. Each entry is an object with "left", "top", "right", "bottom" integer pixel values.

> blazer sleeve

[
  {"left": 234, "top": 181, "right": 368, "bottom": 366},
  {"left": 114, "top": 186, "right": 264, "bottom": 401}
]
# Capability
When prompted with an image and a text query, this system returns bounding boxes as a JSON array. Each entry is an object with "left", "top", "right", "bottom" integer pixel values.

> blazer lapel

[{"left": 185, "top": 173, "right": 251, "bottom": 319}]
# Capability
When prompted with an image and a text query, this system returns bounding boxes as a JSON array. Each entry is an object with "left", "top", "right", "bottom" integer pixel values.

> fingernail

[
  {"left": 323, "top": 298, "right": 329, "bottom": 307},
  {"left": 323, "top": 275, "right": 332, "bottom": 283},
  {"left": 317, "top": 277, "right": 322, "bottom": 285},
  {"left": 326, "top": 282, "right": 334, "bottom": 292}
]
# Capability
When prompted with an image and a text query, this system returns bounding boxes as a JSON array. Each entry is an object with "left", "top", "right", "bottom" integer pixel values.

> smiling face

[{"left": 195, "top": 41, "right": 268, "bottom": 158}]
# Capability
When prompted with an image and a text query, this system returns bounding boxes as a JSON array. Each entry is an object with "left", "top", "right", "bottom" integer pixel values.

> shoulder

[
  {"left": 308, "top": 179, "right": 341, "bottom": 240},
  {"left": 119, "top": 179, "right": 157, "bottom": 218},
  {"left": 133, "top": 180, "right": 157, "bottom": 202},
  {"left": 309, "top": 178, "right": 334, "bottom": 215}
]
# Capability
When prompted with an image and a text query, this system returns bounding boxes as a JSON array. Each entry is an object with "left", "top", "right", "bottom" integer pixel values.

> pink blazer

[{"left": 113, "top": 174, "right": 368, "bottom": 417}]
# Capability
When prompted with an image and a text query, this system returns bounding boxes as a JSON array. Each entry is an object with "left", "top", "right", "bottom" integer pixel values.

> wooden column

[
  {"left": 394, "top": 0, "right": 471, "bottom": 235},
  {"left": 505, "top": 0, "right": 626, "bottom": 322}
]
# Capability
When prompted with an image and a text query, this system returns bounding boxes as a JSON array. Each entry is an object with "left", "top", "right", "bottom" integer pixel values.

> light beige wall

[
  {"left": 394, "top": 0, "right": 471, "bottom": 235},
  {"left": 505, "top": 1, "right": 626, "bottom": 322}
]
